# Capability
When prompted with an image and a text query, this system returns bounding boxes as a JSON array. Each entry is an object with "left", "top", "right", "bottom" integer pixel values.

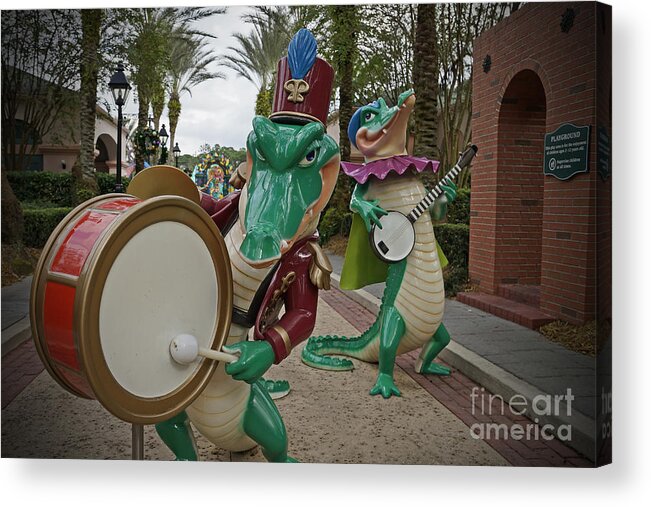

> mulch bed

[
  {"left": 538, "top": 320, "right": 597, "bottom": 356},
  {"left": 1, "top": 243, "right": 42, "bottom": 287}
]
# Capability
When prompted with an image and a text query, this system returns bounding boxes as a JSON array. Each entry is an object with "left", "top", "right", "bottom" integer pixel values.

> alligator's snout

[{"left": 240, "top": 223, "right": 282, "bottom": 264}]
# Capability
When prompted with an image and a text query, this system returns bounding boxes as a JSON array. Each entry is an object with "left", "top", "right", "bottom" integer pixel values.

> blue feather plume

[{"left": 287, "top": 29, "right": 317, "bottom": 80}]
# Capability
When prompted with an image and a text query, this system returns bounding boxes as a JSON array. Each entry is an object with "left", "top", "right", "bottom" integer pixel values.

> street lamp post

[
  {"left": 173, "top": 142, "right": 181, "bottom": 168},
  {"left": 108, "top": 63, "right": 131, "bottom": 193},
  {"left": 158, "top": 124, "right": 169, "bottom": 164}
]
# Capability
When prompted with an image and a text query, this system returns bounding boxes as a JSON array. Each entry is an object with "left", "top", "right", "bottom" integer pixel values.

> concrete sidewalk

[{"left": 1, "top": 275, "right": 32, "bottom": 356}]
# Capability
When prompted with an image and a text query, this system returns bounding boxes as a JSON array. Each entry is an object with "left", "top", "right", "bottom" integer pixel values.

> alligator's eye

[
  {"left": 255, "top": 146, "right": 266, "bottom": 162},
  {"left": 364, "top": 111, "right": 375, "bottom": 122},
  {"left": 299, "top": 148, "right": 319, "bottom": 167}
]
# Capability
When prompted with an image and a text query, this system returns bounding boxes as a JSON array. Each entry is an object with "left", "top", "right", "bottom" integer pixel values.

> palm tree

[
  {"left": 75, "top": 9, "right": 102, "bottom": 200},
  {"left": 328, "top": 5, "right": 359, "bottom": 164},
  {"left": 167, "top": 37, "right": 223, "bottom": 154},
  {"left": 222, "top": 7, "right": 293, "bottom": 115},
  {"left": 120, "top": 7, "right": 224, "bottom": 171},
  {"left": 412, "top": 2, "right": 439, "bottom": 168}
]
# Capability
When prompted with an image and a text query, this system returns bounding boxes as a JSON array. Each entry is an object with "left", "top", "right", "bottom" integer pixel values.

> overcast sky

[{"left": 119, "top": 5, "right": 258, "bottom": 156}]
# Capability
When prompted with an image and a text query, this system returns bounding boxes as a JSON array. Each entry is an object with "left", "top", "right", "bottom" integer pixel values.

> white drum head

[
  {"left": 99, "top": 221, "right": 217, "bottom": 398},
  {"left": 76, "top": 196, "right": 232, "bottom": 424}
]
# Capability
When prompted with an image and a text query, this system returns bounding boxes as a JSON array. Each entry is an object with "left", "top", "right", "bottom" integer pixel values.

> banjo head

[
  {"left": 31, "top": 194, "right": 233, "bottom": 425},
  {"left": 370, "top": 211, "right": 415, "bottom": 263}
]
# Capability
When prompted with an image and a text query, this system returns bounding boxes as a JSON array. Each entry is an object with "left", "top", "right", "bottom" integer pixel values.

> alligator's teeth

[
  {"left": 280, "top": 240, "right": 289, "bottom": 250},
  {"left": 382, "top": 128, "right": 388, "bottom": 134}
]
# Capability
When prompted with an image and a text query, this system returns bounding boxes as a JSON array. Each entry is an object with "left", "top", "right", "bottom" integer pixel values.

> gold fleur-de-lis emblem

[{"left": 284, "top": 79, "right": 310, "bottom": 103}]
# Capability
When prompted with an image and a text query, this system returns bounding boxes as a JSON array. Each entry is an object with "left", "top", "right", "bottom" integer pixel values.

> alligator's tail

[{"left": 301, "top": 318, "right": 380, "bottom": 371}]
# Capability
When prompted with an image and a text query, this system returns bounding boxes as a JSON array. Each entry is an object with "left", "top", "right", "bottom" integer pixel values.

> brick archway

[
  {"left": 494, "top": 69, "right": 547, "bottom": 286},
  {"left": 465, "top": 2, "right": 610, "bottom": 327}
]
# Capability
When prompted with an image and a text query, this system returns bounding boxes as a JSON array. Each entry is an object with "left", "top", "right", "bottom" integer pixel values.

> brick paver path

[
  {"left": 2, "top": 339, "right": 44, "bottom": 409},
  {"left": 2, "top": 286, "right": 593, "bottom": 466},
  {"left": 320, "top": 287, "right": 594, "bottom": 467}
]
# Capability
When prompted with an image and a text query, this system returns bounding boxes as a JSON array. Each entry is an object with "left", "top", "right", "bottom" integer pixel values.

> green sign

[
  {"left": 597, "top": 125, "right": 611, "bottom": 181},
  {"left": 543, "top": 123, "right": 591, "bottom": 180}
]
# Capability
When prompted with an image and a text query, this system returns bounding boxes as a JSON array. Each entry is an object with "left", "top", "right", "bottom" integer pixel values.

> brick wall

[{"left": 470, "top": 2, "right": 606, "bottom": 324}]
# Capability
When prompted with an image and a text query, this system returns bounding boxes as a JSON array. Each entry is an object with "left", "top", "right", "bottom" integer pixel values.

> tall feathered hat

[{"left": 270, "top": 29, "right": 334, "bottom": 126}]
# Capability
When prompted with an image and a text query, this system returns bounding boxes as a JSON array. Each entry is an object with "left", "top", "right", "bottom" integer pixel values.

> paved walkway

[
  {"left": 327, "top": 253, "right": 596, "bottom": 418},
  {"left": 1, "top": 269, "right": 592, "bottom": 466},
  {"left": 1, "top": 275, "right": 32, "bottom": 332}
]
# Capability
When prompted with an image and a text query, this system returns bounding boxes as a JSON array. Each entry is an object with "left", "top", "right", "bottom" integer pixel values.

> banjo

[{"left": 370, "top": 144, "right": 478, "bottom": 263}]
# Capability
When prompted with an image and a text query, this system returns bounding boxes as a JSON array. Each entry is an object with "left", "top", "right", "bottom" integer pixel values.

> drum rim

[
  {"left": 75, "top": 195, "right": 233, "bottom": 424},
  {"left": 30, "top": 193, "right": 128, "bottom": 400}
]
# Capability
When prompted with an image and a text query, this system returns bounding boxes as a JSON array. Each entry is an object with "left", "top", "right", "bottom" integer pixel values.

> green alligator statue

[{"left": 301, "top": 89, "right": 457, "bottom": 399}]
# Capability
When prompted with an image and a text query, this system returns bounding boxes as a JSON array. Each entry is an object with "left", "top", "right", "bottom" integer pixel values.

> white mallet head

[{"left": 170, "top": 334, "right": 200, "bottom": 365}]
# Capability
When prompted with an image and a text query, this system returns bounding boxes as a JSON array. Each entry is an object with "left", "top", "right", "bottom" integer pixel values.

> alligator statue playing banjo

[{"left": 302, "top": 89, "right": 477, "bottom": 399}]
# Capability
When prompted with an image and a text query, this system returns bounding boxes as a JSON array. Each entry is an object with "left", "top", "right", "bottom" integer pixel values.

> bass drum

[{"left": 30, "top": 193, "right": 232, "bottom": 424}]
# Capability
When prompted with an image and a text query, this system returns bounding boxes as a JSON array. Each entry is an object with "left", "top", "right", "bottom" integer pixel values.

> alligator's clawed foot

[
  {"left": 369, "top": 373, "right": 401, "bottom": 399},
  {"left": 285, "top": 456, "right": 299, "bottom": 463},
  {"left": 418, "top": 363, "right": 451, "bottom": 376},
  {"left": 261, "top": 378, "right": 291, "bottom": 399}
]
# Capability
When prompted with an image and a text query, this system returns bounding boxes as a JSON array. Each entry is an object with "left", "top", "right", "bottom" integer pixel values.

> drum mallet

[{"left": 169, "top": 334, "right": 239, "bottom": 365}]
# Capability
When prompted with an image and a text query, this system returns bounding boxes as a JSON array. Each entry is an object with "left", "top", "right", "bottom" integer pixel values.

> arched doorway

[
  {"left": 495, "top": 69, "right": 547, "bottom": 288},
  {"left": 95, "top": 133, "right": 117, "bottom": 173}
]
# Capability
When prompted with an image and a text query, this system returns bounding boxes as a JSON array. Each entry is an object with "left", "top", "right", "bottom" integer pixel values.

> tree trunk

[
  {"left": 328, "top": 5, "right": 359, "bottom": 212},
  {"left": 412, "top": 3, "right": 440, "bottom": 176},
  {"left": 330, "top": 5, "right": 358, "bottom": 164},
  {"left": 135, "top": 91, "right": 148, "bottom": 172},
  {"left": 168, "top": 91, "right": 181, "bottom": 155},
  {"left": 254, "top": 83, "right": 273, "bottom": 117},
  {"left": 75, "top": 9, "right": 102, "bottom": 202},
  {"left": 1, "top": 172, "right": 23, "bottom": 244}
]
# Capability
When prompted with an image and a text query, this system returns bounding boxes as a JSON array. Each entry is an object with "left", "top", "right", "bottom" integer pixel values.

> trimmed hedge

[
  {"left": 6, "top": 171, "right": 132, "bottom": 206},
  {"left": 446, "top": 187, "right": 470, "bottom": 225},
  {"left": 434, "top": 223, "right": 470, "bottom": 295},
  {"left": 96, "top": 172, "right": 131, "bottom": 195},
  {"left": 6, "top": 172, "right": 134, "bottom": 248},
  {"left": 23, "top": 207, "right": 73, "bottom": 248},
  {"left": 7, "top": 171, "right": 73, "bottom": 207}
]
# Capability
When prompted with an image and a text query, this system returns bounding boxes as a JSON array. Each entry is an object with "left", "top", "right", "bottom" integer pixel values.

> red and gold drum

[{"left": 30, "top": 192, "right": 232, "bottom": 424}]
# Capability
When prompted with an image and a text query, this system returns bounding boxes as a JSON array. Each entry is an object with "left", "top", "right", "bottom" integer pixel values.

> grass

[{"left": 538, "top": 320, "right": 597, "bottom": 356}]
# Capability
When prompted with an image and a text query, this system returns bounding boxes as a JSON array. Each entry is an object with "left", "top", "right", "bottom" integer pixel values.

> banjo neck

[
  {"left": 406, "top": 144, "right": 477, "bottom": 224},
  {"left": 406, "top": 163, "right": 464, "bottom": 224}
]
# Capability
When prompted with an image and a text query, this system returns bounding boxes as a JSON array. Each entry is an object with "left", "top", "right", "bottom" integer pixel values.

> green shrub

[
  {"left": 23, "top": 207, "right": 73, "bottom": 248},
  {"left": 96, "top": 173, "right": 131, "bottom": 195},
  {"left": 434, "top": 223, "right": 470, "bottom": 295},
  {"left": 318, "top": 206, "right": 352, "bottom": 245},
  {"left": 7, "top": 171, "right": 133, "bottom": 209},
  {"left": 7, "top": 171, "right": 73, "bottom": 207},
  {"left": 446, "top": 187, "right": 471, "bottom": 225}
]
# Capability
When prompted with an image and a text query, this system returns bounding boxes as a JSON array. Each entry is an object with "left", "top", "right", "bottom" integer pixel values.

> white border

[{"left": 3, "top": 0, "right": 651, "bottom": 506}]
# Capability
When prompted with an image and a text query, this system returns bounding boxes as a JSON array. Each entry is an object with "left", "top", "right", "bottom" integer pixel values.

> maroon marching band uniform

[
  {"left": 195, "top": 33, "right": 336, "bottom": 366},
  {"left": 198, "top": 191, "right": 320, "bottom": 364}
]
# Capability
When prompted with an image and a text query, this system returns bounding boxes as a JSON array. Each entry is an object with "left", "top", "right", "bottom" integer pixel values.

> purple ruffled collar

[{"left": 340, "top": 155, "right": 440, "bottom": 184}]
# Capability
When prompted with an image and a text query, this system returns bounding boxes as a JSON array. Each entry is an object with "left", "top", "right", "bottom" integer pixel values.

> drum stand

[
  {"left": 124, "top": 337, "right": 237, "bottom": 460},
  {"left": 132, "top": 424, "right": 144, "bottom": 460}
]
